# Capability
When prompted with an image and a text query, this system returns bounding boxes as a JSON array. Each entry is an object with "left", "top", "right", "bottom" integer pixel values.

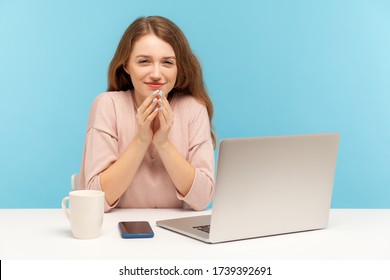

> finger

[
  {"left": 143, "top": 97, "right": 159, "bottom": 119},
  {"left": 158, "top": 103, "right": 173, "bottom": 128},
  {"left": 140, "top": 107, "right": 159, "bottom": 130},
  {"left": 162, "top": 95, "right": 174, "bottom": 119},
  {"left": 156, "top": 92, "right": 167, "bottom": 112},
  {"left": 145, "top": 107, "right": 159, "bottom": 124},
  {"left": 138, "top": 97, "right": 159, "bottom": 122},
  {"left": 158, "top": 106, "right": 168, "bottom": 128},
  {"left": 137, "top": 90, "right": 159, "bottom": 114}
]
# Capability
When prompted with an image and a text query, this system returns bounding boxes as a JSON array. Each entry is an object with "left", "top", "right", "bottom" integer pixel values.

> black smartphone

[{"left": 118, "top": 221, "right": 154, "bottom": 238}]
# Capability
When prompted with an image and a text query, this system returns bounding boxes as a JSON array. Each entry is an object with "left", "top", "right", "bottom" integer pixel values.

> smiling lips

[{"left": 146, "top": 82, "right": 164, "bottom": 90}]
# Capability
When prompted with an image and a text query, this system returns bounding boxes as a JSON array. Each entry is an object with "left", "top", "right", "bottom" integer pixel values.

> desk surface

[{"left": 1, "top": 208, "right": 389, "bottom": 259}]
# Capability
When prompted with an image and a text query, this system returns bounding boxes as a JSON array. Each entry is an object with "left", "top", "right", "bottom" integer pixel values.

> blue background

[{"left": 0, "top": 0, "right": 389, "bottom": 208}]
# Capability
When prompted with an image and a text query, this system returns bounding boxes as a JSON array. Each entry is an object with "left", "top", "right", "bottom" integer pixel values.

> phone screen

[{"left": 118, "top": 221, "right": 154, "bottom": 238}]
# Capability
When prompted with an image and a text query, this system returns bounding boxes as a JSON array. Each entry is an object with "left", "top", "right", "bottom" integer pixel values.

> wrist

[
  {"left": 154, "top": 139, "right": 171, "bottom": 151},
  {"left": 134, "top": 136, "right": 151, "bottom": 150}
]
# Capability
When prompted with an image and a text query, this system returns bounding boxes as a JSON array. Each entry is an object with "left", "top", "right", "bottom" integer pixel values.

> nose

[{"left": 150, "top": 64, "right": 162, "bottom": 80}]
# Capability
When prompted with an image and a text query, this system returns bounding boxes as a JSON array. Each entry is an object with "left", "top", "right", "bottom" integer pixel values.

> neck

[{"left": 131, "top": 90, "right": 144, "bottom": 109}]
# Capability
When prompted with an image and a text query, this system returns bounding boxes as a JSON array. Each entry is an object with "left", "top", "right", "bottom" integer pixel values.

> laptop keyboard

[{"left": 193, "top": 225, "right": 210, "bottom": 233}]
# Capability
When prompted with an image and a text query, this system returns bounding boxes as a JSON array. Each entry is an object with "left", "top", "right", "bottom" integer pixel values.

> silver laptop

[{"left": 156, "top": 133, "right": 340, "bottom": 243}]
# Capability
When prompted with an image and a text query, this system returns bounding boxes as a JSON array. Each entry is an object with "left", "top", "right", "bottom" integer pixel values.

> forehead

[{"left": 131, "top": 34, "right": 175, "bottom": 57}]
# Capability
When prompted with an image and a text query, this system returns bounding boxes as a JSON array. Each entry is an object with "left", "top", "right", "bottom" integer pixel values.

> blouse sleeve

[
  {"left": 176, "top": 102, "right": 215, "bottom": 210},
  {"left": 79, "top": 94, "right": 120, "bottom": 212}
]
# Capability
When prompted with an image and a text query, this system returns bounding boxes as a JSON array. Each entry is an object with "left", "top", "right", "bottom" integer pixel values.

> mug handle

[{"left": 62, "top": 196, "right": 70, "bottom": 221}]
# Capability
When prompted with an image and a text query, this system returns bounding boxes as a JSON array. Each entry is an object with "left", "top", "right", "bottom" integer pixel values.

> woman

[{"left": 79, "top": 16, "right": 216, "bottom": 212}]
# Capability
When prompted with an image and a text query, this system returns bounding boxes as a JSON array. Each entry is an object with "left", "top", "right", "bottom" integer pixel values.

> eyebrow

[{"left": 136, "top": 55, "right": 176, "bottom": 60}]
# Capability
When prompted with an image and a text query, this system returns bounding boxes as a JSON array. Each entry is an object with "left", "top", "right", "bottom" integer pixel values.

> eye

[
  {"left": 137, "top": 58, "right": 150, "bottom": 64},
  {"left": 163, "top": 60, "right": 175, "bottom": 66}
]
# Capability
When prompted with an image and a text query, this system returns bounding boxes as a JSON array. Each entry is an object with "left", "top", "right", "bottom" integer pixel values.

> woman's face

[{"left": 125, "top": 34, "right": 178, "bottom": 106}]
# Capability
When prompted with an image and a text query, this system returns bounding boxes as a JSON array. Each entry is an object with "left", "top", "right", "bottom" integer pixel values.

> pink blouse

[{"left": 79, "top": 91, "right": 215, "bottom": 212}]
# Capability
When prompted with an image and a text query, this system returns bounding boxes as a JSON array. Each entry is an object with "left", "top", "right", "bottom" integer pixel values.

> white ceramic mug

[{"left": 62, "top": 190, "right": 105, "bottom": 239}]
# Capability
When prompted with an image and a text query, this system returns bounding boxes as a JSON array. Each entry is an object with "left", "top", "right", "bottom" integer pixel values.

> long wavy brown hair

[{"left": 107, "top": 16, "right": 216, "bottom": 148}]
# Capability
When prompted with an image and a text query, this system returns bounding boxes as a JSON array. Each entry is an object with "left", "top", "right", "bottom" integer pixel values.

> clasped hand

[{"left": 136, "top": 89, "right": 174, "bottom": 146}]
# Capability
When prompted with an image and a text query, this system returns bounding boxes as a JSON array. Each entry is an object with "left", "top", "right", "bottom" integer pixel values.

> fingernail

[
  {"left": 152, "top": 90, "right": 159, "bottom": 96},
  {"left": 160, "top": 107, "right": 163, "bottom": 112},
  {"left": 159, "top": 90, "right": 164, "bottom": 97},
  {"left": 159, "top": 99, "right": 163, "bottom": 104},
  {"left": 154, "top": 108, "right": 158, "bottom": 112},
  {"left": 153, "top": 97, "right": 157, "bottom": 103}
]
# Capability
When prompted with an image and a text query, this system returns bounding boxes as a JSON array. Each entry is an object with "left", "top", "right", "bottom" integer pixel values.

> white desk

[{"left": 0, "top": 208, "right": 389, "bottom": 259}]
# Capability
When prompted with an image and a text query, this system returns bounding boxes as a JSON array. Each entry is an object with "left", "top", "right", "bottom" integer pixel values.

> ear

[{"left": 123, "top": 62, "right": 130, "bottom": 75}]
